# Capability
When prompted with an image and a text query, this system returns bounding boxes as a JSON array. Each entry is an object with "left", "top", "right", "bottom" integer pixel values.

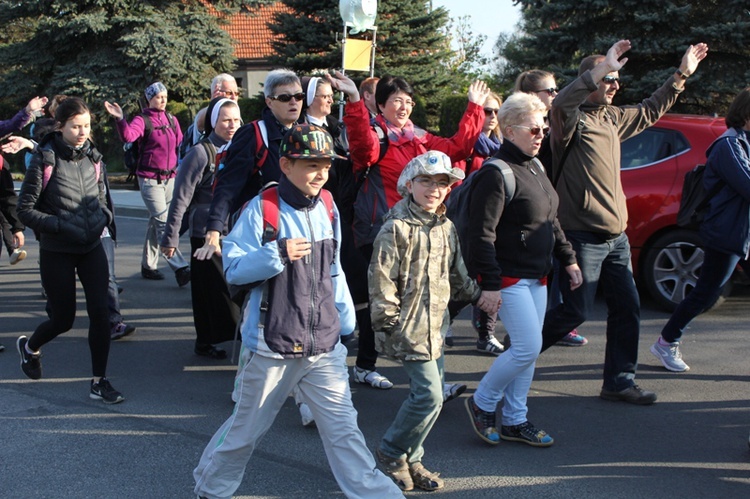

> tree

[
  {"left": 498, "top": 0, "right": 750, "bottom": 115},
  {"left": 268, "top": 0, "right": 456, "bottom": 128},
  {"left": 0, "top": 0, "right": 269, "bottom": 115}
]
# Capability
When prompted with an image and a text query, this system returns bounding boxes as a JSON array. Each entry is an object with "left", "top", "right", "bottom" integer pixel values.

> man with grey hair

[{"left": 186, "top": 74, "right": 241, "bottom": 147}]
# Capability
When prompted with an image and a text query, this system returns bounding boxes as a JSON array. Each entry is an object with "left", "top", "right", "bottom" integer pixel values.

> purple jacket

[
  {"left": 115, "top": 108, "right": 183, "bottom": 180},
  {"left": 0, "top": 107, "right": 31, "bottom": 137}
]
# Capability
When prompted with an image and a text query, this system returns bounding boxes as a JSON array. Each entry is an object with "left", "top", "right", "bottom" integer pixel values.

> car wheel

[{"left": 641, "top": 229, "right": 729, "bottom": 312}]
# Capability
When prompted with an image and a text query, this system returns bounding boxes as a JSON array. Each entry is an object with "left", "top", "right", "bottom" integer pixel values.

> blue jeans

[
  {"left": 661, "top": 247, "right": 740, "bottom": 343},
  {"left": 475, "top": 279, "right": 546, "bottom": 426},
  {"left": 542, "top": 231, "right": 640, "bottom": 391}
]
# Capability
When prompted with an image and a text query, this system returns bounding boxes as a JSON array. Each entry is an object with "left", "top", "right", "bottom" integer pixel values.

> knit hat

[
  {"left": 397, "top": 150, "right": 465, "bottom": 197},
  {"left": 144, "top": 82, "right": 167, "bottom": 102},
  {"left": 280, "top": 124, "right": 345, "bottom": 160}
]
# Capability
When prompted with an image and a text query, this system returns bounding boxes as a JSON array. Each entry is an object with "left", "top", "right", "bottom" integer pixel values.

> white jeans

[
  {"left": 194, "top": 342, "right": 403, "bottom": 499},
  {"left": 138, "top": 177, "right": 187, "bottom": 271},
  {"left": 474, "top": 279, "right": 546, "bottom": 426}
]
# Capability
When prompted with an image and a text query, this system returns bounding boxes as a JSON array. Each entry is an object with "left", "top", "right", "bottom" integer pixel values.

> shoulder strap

[
  {"left": 141, "top": 114, "right": 153, "bottom": 142},
  {"left": 483, "top": 158, "right": 515, "bottom": 206},
  {"left": 200, "top": 140, "right": 217, "bottom": 174},
  {"left": 41, "top": 153, "right": 101, "bottom": 191},
  {"left": 553, "top": 116, "right": 586, "bottom": 188},
  {"left": 260, "top": 186, "right": 280, "bottom": 244},
  {"left": 252, "top": 120, "right": 269, "bottom": 173},
  {"left": 319, "top": 189, "right": 335, "bottom": 223}
]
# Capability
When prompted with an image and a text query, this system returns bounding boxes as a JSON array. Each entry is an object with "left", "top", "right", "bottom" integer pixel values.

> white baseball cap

[{"left": 397, "top": 150, "right": 465, "bottom": 197}]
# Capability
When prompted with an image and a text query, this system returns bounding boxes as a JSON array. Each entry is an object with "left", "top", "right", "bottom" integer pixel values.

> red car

[{"left": 621, "top": 113, "right": 727, "bottom": 311}]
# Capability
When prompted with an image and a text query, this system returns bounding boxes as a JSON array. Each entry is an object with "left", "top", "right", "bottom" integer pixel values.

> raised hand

[
  {"left": 325, "top": 71, "right": 359, "bottom": 101},
  {"left": 681, "top": 43, "right": 709, "bottom": 76},
  {"left": 103, "top": 101, "right": 123, "bottom": 120},
  {"left": 604, "top": 39, "right": 632, "bottom": 72},
  {"left": 467, "top": 80, "right": 490, "bottom": 105}
]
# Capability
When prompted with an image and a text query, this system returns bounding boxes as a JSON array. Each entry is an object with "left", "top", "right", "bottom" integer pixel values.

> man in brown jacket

[{"left": 542, "top": 39, "right": 708, "bottom": 405}]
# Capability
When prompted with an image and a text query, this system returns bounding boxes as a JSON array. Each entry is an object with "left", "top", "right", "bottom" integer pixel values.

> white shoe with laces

[{"left": 650, "top": 338, "right": 690, "bottom": 372}]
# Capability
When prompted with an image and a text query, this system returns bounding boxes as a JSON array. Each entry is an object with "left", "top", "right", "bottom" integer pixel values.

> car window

[{"left": 621, "top": 128, "right": 690, "bottom": 170}]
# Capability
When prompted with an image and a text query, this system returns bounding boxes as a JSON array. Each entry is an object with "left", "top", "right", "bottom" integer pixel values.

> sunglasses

[
  {"left": 536, "top": 87, "right": 558, "bottom": 95},
  {"left": 602, "top": 76, "right": 621, "bottom": 84},
  {"left": 512, "top": 124, "right": 549, "bottom": 136},
  {"left": 270, "top": 92, "right": 305, "bottom": 103},
  {"left": 220, "top": 90, "right": 240, "bottom": 97},
  {"left": 483, "top": 107, "right": 500, "bottom": 116}
]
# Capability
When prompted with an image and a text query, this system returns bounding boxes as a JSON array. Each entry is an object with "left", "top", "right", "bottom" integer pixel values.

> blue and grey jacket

[
  {"left": 222, "top": 175, "right": 355, "bottom": 359},
  {"left": 702, "top": 127, "right": 750, "bottom": 258}
]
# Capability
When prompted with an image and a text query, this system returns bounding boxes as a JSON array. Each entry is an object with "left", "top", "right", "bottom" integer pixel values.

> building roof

[{"left": 207, "top": 1, "right": 291, "bottom": 61}]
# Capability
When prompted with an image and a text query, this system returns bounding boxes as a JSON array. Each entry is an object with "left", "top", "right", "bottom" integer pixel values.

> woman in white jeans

[
  {"left": 464, "top": 92, "right": 582, "bottom": 447},
  {"left": 105, "top": 82, "right": 189, "bottom": 285}
]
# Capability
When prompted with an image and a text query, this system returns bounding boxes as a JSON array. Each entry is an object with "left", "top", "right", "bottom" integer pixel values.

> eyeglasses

[
  {"left": 388, "top": 97, "right": 415, "bottom": 107},
  {"left": 220, "top": 90, "right": 240, "bottom": 97},
  {"left": 413, "top": 177, "right": 450, "bottom": 189},
  {"left": 512, "top": 124, "right": 549, "bottom": 136},
  {"left": 270, "top": 92, "right": 305, "bottom": 103},
  {"left": 483, "top": 107, "right": 500, "bottom": 115},
  {"left": 536, "top": 87, "right": 558, "bottom": 95},
  {"left": 602, "top": 76, "right": 620, "bottom": 84},
  {"left": 315, "top": 93, "right": 334, "bottom": 100}
]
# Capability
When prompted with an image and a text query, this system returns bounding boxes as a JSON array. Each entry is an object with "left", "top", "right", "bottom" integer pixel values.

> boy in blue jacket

[{"left": 193, "top": 124, "right": 403, "bottom": 499}]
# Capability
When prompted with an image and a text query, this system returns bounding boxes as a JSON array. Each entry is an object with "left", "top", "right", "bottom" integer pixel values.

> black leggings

[{"left": 29, "top": 245, "right": 111, "bottom": 377}]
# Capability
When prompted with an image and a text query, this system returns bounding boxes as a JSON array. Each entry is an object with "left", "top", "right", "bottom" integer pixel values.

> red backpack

[{"left": 259, "top": 186, "right": 334, "bottom": 243}]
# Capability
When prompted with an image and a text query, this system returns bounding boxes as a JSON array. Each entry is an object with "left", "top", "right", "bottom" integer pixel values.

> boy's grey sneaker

[
  {"left": 500, "top": 421, "right": 554, "bottom": 447},
  {"left": 464, "top": 395, "right": 500, "bottom": 445},
  {"left": 476, "top": 335, "right": 504, "bottom": 355},
  {"left": 650, "top": 339, "right": 690, "bottom": 372},
  {"left": 352, "top": 366, "right": 393, "bottom": 389},
  {"left": 90, "top": 378, "right": 124, "bottom": 404},
  {"left": 17, "top": 336, "right": 42, "bottom": 380},
  {"left": 600, "top": 384, "right": 657, "bottom": 405}
]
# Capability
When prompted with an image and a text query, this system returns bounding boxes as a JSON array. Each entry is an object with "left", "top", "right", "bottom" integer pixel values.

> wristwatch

[{"left": 675, "top": 69, "right": 691, "bottom": 80}]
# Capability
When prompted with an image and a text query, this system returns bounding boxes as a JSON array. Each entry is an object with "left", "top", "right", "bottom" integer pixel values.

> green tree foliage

[
  {"left": 499, "top": 0, "right": 750, "bottom": 115},
  {"left": 268, "top": 0, "right": 456, "bottom": 127},
  {"left": 0, "top": 0, "right": 268, "bottom": 115}
]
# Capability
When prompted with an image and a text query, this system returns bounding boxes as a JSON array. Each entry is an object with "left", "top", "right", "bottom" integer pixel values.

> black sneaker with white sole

[
  {"left": 90, "top": 378, "right": 124, "bottom": 404},
  {"left": 17, "top": 335, "right": 42, "bottom": 380}
]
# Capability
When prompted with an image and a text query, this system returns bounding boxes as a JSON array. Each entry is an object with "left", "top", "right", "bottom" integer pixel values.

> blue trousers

[
  {"left": 661, "top": 247, "right": 740, "bottom": 342},
  {"left": 542, "top": 231, "right": 641, "bottom": 392}
]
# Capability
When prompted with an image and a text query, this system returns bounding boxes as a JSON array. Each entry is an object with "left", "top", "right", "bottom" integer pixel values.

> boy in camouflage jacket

[{"left": 368, "top": 151, "right": 500, "bottom": 491}]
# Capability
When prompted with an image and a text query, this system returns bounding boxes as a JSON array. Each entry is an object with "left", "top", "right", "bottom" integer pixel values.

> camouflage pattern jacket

[{"left": 369, "top": 197, "right": 481, "bottom": 361}]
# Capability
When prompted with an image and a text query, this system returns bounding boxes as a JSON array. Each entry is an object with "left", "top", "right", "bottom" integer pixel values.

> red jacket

[{"left": 344, "top": 99, "right": 483, "bottom": 246}]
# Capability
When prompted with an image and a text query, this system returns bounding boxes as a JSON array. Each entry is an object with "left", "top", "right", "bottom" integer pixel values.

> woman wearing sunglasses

[{"left": 464, "top": 92, "right": 581, "bottom": 447}]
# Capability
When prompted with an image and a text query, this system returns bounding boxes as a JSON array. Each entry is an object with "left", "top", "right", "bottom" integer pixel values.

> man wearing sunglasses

[{"left": 542, "top": 39, "right": 708, "bottom": 405}]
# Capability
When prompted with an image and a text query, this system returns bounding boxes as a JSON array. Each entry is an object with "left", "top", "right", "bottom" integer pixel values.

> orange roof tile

[{"left": 204, "top": 1, "right": 292, "bottom": 61}]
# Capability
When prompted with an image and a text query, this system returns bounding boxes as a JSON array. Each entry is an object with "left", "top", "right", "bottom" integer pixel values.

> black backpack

[
  {"left": 123, "top": 113, "right": 177, "bottom": 182},
  {"left": 446, "top": 158, "right": 516, "bottom": 253},
  {"left": 676, "top": 163, "right": 723, "bottom": 230}
]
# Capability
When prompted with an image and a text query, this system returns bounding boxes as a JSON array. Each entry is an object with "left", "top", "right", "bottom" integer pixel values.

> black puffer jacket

[{"left": 18, "top": 133, "right": 111, "bottom": 254}]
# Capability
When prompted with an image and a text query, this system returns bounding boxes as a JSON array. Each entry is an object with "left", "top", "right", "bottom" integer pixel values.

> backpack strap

[
  {"left": 251, "top": 120, "right": 269, "bottom": 176},
  {"left": 41, "top": 152, "right": 101, "bottom": 191},
  {"left": 355, "top": 121, "right": 389, "bottom": 191},
  {"left": 319, "top": 189, "right": 335, "bottom": 223},
  {"left": 200, "top": 140, "right": 217, "bottom": 175},
  {"left": 483, "top": 158, "right": 515, "bottom": 207},
  {"left": 260, "top": 186, "right": 280, "bottom": 244}
]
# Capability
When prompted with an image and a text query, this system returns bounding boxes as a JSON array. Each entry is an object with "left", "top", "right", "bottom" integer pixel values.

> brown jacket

[{"left": 549, "top": 71, "right": 682, "bottom": 235}]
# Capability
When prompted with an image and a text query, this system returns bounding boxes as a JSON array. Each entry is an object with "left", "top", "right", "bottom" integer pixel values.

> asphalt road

[{"left": 1, "top": 213, "right": 749, "bottom": 498}]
